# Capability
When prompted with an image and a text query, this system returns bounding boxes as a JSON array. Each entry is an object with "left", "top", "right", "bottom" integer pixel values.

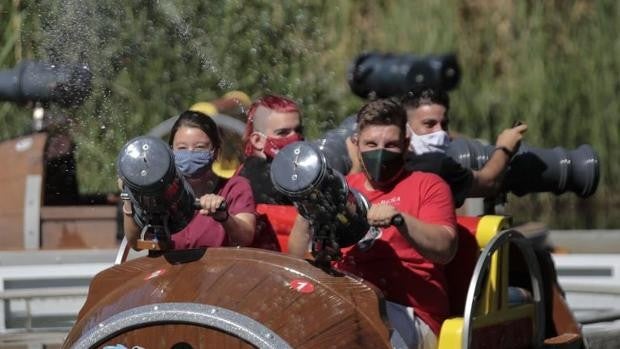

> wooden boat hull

[{"left": 63, "top": 247, "right": 394, "bottom": 349}]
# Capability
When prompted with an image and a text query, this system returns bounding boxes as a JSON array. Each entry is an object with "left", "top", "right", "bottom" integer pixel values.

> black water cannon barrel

[
  {"left": 0, "top": 60, "right": 92, "bottom": 107},
  {"left": 347, "top": 52, "right": 461, "bottom": 99},
  {"left": 271, "top": 141, "right": 370, "bottom": 248},
  {"left": 311, "top": 115, "right": 358, "bottom": 176},
  {"left": 447, "top": 138, "right": 600, "bottom": 198},
  {"left": 117, "top": 136, "right": 197, "bottom": 235},
  {"left": 313, "top": 130, "right": 351, "bottom": 176}
]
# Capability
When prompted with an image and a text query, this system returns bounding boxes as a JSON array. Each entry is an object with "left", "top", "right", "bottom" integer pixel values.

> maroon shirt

[{"left": 171, "top": 175, "right": 255, "bottom": 249}]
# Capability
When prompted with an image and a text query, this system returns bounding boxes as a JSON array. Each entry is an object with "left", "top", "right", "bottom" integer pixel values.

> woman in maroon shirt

[{"left": 123, "top": 110, "right": 256, "bottom": 250}]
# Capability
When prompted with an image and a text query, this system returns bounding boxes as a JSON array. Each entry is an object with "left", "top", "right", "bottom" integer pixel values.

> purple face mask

[{"left": 173, "top": 149, "right": 215, "bottom": 177}]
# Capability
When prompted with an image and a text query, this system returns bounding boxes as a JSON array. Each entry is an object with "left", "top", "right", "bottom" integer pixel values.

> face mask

[
  {"left": 408, "top": 125, "right": 450, "bottom": 155},
  {"left": 173, "top": 149, "right": 215, "bottom": 177},
  {"left": 361, "top": 149, "right": 404, "bottom": 185},
  {"left": 263, "top": 133, "right": 303, "bottom": 159}
]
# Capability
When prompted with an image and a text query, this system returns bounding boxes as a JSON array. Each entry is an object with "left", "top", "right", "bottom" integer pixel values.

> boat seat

[
  {"left": 253, "top": 204, "right": 298, "bottom": 252},
  {"left": 445, "top": 215, "right": 487, "bottom": 316}
]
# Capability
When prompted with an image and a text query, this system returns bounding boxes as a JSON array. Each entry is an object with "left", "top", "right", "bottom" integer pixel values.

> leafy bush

[{"left": 1, "top": 0, "right": 618, "bottom": 226}]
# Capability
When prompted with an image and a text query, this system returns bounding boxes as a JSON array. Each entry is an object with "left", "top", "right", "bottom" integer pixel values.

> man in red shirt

[{"left": 289, "top": 98, "right": 457, "bottom": 349}]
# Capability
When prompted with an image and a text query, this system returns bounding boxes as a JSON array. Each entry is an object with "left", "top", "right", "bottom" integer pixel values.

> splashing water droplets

[{"left": 155, "top": 1, "right": 236, "bottom": 89}]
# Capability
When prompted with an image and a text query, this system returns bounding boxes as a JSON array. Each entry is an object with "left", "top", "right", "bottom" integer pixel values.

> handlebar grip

[
  {"left": 391, "top": 214, "right": 404, "bottom": 227},
  {"left": 217, "top": 201, "right": 228, "bottom": 212},
  {"left": 194, "top": 198, "right": 228, "bottom": 211}
]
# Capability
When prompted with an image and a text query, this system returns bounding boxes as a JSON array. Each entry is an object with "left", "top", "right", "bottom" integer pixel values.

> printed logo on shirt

[
  {"left": 378, "top": 196, "right": 401, "bottom": 207},
  {"left": 357, "top": 226, "right": 382, "bottom": 251}
]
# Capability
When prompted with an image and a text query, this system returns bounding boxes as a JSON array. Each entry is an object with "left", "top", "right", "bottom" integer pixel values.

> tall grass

[{"left": 0, "top": 0, "right": 618, "bottom": 226}]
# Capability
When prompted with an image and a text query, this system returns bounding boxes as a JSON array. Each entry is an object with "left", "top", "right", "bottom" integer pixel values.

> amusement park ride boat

[
  {"left": 62, "top": 134, "right": 587, "bottom": 349},
  {"left": 0, "top": 90, "right": 612, "bottom": 349}
]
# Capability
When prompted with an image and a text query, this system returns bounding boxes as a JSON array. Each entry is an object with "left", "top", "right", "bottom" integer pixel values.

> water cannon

[
  {"left": 447, "top": 138, "right": 600, "bottom": 198},
  {"left": 315, "top": 115, "right": 599, "bottom": 199},
  {"left": 117, "top": 136, "right": 199, "bottom": 248},
  {"left": 348, "top": 52, "right": 461, "bottom": 99},
  {"left": 270, "top": 141, "right": 370, "bottom": 264},
  {"left": 312, "top": 115, "right": 357, "bottom": 175},
  {"left": 0, "top": 60, "right": 92, "bottom": 107},
  {"left": 312, "top": 129, "right": 352, "bottom": 176}
]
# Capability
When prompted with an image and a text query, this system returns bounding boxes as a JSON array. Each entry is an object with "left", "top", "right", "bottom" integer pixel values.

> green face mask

[{"left": 360, "top": 148, "right": 404, "bottom": 185}]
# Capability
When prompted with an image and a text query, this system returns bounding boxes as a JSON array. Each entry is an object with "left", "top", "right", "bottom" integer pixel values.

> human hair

[
  {"left": 401, "top": 86, "right": 450, "bottom": 112},
  {"left": 169, "top": 110, "right": 221, "bottom": 151},
  {"left": 356, "top": 98, "right": 407, "bottom": 138},
  {"left": 243, "top": 94, "right": 300, "bottom": 155}
]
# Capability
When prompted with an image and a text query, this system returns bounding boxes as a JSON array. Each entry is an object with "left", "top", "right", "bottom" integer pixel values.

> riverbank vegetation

[{"left": 1, "top": 0, "right": 618, "bottom": 227}]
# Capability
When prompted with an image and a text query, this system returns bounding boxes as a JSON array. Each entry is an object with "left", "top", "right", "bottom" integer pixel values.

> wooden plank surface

[
  {"left": 64, "top": 248, "right": 393, "bottom": 348},
  {"left": 40, "top": 206, "right": 117, "bottom": 220},
  {"left": 0, "top": 133, "right": 47, "bottom": 250}
]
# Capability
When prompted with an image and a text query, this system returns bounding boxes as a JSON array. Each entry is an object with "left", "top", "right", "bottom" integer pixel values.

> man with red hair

[{"left": 238, "top": 94, "right": 303, "bottom": 204}]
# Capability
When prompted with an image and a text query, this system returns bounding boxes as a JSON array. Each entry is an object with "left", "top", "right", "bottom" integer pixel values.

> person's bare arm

[
  {"left": 221, "top": 212, "right": 255, "bottom": 246},
  {"left": 198, "top": 194, "right": 255, "bottom": 246},
  {"left": 121, "top": 200, "right": 141, "bottom": 250},
  {"left": 118, "top": 178, "right": 142, "bottom": 250},
  {"left": 468, "top": 124, "right": 528, "bottom": 197},
  {"left": 367, "top": 204, "right": 457, "bottom": 264},
  {"left": 288, "top": 214, "right": 312, "bottom": 258}
]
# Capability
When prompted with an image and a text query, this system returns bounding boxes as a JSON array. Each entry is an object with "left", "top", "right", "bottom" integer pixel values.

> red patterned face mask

[{"left": 263, "top": 133, "right": 303, "bottom": 159}]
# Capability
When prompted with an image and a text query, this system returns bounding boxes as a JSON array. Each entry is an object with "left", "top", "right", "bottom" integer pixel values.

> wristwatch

[
  {"left": 213, "top": 209, "right": 229, "bottom": 223},
  {"left": 494, "top": 146, "right": 514, "bottom": 158}
]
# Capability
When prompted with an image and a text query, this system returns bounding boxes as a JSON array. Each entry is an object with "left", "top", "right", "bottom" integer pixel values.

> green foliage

[{"left": 0, "top": 0, "right": 618, "bottom": 226}]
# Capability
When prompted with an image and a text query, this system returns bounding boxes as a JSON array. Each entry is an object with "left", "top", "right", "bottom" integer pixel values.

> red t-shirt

[
  {"left": 171, "top": 175, "right": 255, "bottom": 249},
  {"left": 334, "top": 171, "right": 456, "bottom": 334}
]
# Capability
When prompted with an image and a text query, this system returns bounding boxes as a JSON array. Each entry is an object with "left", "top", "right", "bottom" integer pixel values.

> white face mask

[{"left": 407, "top": 124, "right": 450, "bottom": 154}]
